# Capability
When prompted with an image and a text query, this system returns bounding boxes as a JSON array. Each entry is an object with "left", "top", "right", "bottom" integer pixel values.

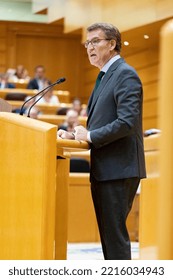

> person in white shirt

[{"left": 36, "top": 80, "right": 60, "bottom": 105}]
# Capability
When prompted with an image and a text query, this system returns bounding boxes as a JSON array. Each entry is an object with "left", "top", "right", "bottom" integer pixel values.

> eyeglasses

[{"left": 84, "top": 38, "right": 111, "bottom": 48}]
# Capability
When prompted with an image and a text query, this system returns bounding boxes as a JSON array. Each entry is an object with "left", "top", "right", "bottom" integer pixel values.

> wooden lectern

[{"left": 0, "top": 112, "right": 88, "bottom": 260}]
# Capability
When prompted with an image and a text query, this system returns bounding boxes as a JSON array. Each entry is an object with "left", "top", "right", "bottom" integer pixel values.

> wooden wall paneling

[
  {"left": 1, "top": 21, "right": 84, "bottom": 101},
  {"left": 125, "top": 48, "right": 159, "bottom": 70},
  {"left": 138, "top": 64, "right": 158, "bottom": 85},
  {"left": 6, "top": 29, "right": 17, "bottom": 70},
  {"left": 76, "top": 47, "right": 87, "bottom": 102},
  {"left": 0, "top": 38, "right": 6, "bottom": 52},
  {"left": 126, "top": 48, "right": 159, "bottom": 131},
  {"left": 83, "top": 51, "right": 159, "bottom": 128},
  {"left": 0, "top": 52, "right": 6, "bottom": 65},
  {"left": 83, "top": 66, "right": 98, "bottom": 102},
  {"left": 84, "top": 67, "right": 98, "bottom": 84},
  {"left": 143, "top": 99, "right": 158, "bottom": 119},
  {"left": 0, "top": 24, "right": 6, "bottom": 36},
  {"left": 0, "top": 24, "right": 7, "bottom": 72},
  {"left": 15, "top": 36, "right": 83, "bottom": 99},
  {"left": 1, "top": 20, "right": 160, "bottom": 131},
  {"left": 143, "top": 82, "right": 158, "bottom": 102},
  {"left": 143, "top": 117, "right": 158, "bottom": 131}
]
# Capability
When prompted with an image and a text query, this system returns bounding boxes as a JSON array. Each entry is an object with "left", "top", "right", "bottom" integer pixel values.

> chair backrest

[
  {"left": 70, "top": 158, "right": 90, "bottom": 173},
  {"left": 57, "top": 107, "right": 69, "bottom": 115},
  {"left": 5, "top": 93, "right": 27, "bottom": 101}
]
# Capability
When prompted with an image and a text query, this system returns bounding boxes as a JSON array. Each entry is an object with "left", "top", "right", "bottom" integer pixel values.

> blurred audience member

[
  {"left": 8, "top": 65, "right": 30, "bottom": 82},
  {"left": 143, "top": 128, "right": 161, "bottom": 137},
  {"left": 27, "top": 65, "right": 49, "bottom": 90},
  {"left": 58, "top": 109, "right": 79, "bottom": 132},
  {"left": 36, "top": 80, "right": 60, "bottom": 105},
  {"left": 0, "top": 73, "right": 15, "bottom": 88},
  {"left": 23, "top": 96, "right": 40, "bottom": 119},
  {"left": 72, "top": 97, "right": 87, "bottom": 116},
  {"left": 14, "top": 65, "right": 30, "bottom": 81}
]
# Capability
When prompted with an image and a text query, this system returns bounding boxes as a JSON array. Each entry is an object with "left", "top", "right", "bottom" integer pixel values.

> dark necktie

[
  {"left": 94, "top": 71, "right": 105, "bottom": 92},
  {"left": 87, "top": 71, "right": 105, "bottom": 115}
]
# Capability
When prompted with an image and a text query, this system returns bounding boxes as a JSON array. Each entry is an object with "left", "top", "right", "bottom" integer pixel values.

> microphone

[{"left": 19, "top": 77, "right": 66, "bottom": 116}]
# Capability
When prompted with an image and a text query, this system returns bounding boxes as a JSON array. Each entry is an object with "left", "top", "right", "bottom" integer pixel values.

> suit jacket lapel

[{"left": 87, "top": 58, "right": 124, "bottom": 123}]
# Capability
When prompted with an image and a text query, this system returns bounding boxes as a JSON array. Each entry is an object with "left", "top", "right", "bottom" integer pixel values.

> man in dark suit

[
  {"left": 58, "top": 22, "right": 146, "bottom": 260},
  {"left": 27, "top": 65, "right": 48, "bottom": 90}
]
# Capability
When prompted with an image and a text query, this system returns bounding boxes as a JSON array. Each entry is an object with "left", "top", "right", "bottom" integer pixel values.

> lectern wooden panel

[{"left": 0, "top": 112, "right": 57, "bottom": 260}]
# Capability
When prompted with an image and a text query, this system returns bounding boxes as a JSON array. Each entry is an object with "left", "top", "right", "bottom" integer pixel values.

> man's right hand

[{"left": 57, "top": 129, "right": 75, "bottom": 140}]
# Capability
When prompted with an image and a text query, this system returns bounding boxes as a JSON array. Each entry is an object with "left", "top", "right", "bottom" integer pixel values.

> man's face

[
  {"left": 35, "top": 67, "right": 45, "bottom": 79},
  {"left": 73, "top": 100, "right": 81, "bottom": 113},
  {"left": 86, "top": 29, "right": 116, "bottom": 69}
]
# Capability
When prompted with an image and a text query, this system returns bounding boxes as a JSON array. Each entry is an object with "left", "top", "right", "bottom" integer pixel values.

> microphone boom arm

[{"left": 19, "top": 78, "right": 65, "bottom": 116}]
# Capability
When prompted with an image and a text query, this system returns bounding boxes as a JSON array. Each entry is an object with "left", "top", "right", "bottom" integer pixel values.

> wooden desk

[
  {"left": 8, "top": 101, "right": 72, "bottom": 115},
  {"left": 8, "top": 79, "right": 29, "bottom": 89},
  {"left": 0, "top": 89, "right": 70, "bottom": 103},
  {"left": 53, "top": 90, "right": 70, "bottom": 103},
  {"left": 36, "top": 103, "right": 71, "bottom": 115},
  {"left": 38, "top": 114, "right": 87, "bottom": 127}
]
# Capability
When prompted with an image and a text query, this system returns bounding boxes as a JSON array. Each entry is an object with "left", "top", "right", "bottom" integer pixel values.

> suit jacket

[
  {"left": 87, "top": 58, "right": 146, "bottom": 181},
  {"left": 27, "top": 78, "right": 39, "bottom": 90}
]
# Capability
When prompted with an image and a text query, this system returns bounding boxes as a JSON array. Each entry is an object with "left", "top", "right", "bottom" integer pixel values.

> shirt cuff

[{"left": 87, "top": 131, "right": 92, "bottom": 143}]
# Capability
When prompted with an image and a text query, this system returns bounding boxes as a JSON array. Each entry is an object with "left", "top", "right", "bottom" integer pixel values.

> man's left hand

[{"left": 74, "top": 125, "right": 88, "bottom": 141}]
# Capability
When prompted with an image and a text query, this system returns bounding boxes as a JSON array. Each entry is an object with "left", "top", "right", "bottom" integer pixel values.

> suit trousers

[{"left": 91, "top": 176, "right": 140, "bottom": 260}]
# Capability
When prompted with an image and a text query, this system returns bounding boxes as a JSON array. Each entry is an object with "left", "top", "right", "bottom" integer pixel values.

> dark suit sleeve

[
  {"left": 27, "top": 79, "right": 38, "bottom": 89},
  {"left": 90, "top": 69, "right": 143, "bottom": 149}
]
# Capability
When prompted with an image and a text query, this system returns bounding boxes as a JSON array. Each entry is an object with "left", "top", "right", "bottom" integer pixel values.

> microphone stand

[{"left": 19, "top": 79, "right": 64, "bottom": 116}]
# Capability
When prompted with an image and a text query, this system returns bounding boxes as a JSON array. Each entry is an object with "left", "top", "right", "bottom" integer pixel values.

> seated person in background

[
  {"left": 0, "top": 73, "right": 15, "bottom": 88},
  {"left": 72, "top": 97, "right": 87, "bottom": 116},
  {"left": 12, "top": 65, "right": 30, "bottom": 82},
  {"left": 27, "top": 65, "right": 49, "bottom": 90},
  {"left": 58, "top": 109, "right": 79, "bottom": 132},
  {"left": 23, "top": 96, "right": 40, "bottom": 119},
  {"left": 36, "top": 80, "right": 60, "bottom": 105},
  {"left": 143, "top": 128, "right": 161, "bottom": 137}
]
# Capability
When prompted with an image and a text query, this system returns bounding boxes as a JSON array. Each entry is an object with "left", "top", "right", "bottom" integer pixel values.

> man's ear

[{"left": 110, "top": 39, "right": 116, "bottom": 51}]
